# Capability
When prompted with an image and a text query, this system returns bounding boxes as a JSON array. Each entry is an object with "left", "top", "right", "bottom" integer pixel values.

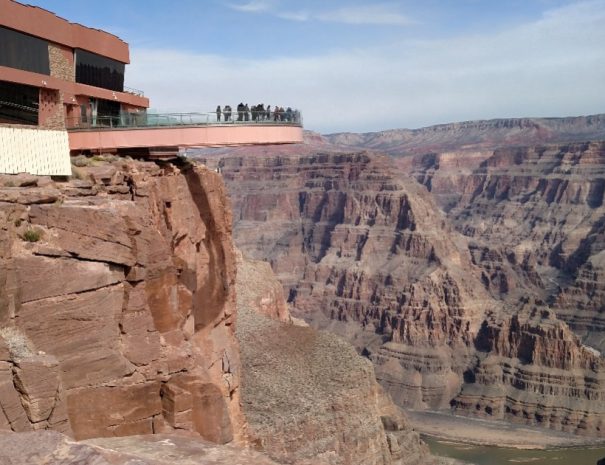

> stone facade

[
  {"left": 38, "top": 88, "right": 65, "bottom": 130},
  {"left": 48, "top": 43, "right": 74, "bottom": 82}
]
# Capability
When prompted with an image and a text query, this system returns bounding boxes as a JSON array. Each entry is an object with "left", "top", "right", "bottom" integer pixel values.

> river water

[{"left": 424, "top": 436, "right": 605, "bottom": 464}]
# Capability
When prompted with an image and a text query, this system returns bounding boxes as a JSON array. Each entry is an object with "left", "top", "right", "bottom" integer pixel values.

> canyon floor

[{"left": 406, "top": 410, "right": 605, "bottom": 449}]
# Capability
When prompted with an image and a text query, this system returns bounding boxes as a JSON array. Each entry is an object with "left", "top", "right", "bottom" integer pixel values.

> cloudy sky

[{"left": 28, "top": 0, "right": 605, "bottom": 133}]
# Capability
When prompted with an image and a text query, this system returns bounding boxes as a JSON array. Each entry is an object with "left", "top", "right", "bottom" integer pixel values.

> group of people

[{"left": 215, "top": 103, "right": 300, "bottom": 123}]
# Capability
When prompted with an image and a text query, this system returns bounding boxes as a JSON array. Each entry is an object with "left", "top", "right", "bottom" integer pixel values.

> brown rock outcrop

[
  {"left": 0, "top": 431, "right": 282, "bottom": 465},
  {"left": 235, "top": 253, "right": 443, "bottom": 465},
  {"left": 453, "top": 304, "right": 605, "bottom": 435},
  {"left": 0, "top": 157, "right": 243, "bottom": 442},
  {"left": 391, "top": 140, "right": 605, "bottom": 433}
]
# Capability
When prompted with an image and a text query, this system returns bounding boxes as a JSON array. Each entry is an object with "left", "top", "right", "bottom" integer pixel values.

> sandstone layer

[
  {"left": 0, "top": 431, "right": 281, "bottom": 465},
  {"left": 0, "top": 157, "right": 243, "bottom": 442}
]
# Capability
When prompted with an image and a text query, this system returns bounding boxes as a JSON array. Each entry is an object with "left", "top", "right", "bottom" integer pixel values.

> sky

[{"left": 25, "top": 0, "right": 605, "bottom": 133}]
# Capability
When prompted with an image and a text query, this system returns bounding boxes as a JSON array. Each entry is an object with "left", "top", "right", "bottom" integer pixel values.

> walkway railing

[
  {"left": 123, "top": 86, "right": 145, "bottom": 97},
  {"left": 66, "top": 110, "right": 302, "bottom": 130}
]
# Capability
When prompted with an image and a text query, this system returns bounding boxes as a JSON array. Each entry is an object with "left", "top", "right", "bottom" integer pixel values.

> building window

[
  {"left": 96, "top": 99, "right": 121, "bottom": 126},
  {"left": 80, "top": 104, "right": 88, "bottom": 123},
  {"left": 0, "top": 81, "right": 39, "bottom": 125},
  {"left": 0, "top": 26, "right": 50, "bottom": 75},
  {"left": 75, "top": 49, "right": 125, "bottom": 92}
]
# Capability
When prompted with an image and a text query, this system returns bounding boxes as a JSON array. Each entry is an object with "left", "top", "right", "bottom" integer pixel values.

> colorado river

[{"left": 424, "top": 436, "right": 605, "bottom": 465}]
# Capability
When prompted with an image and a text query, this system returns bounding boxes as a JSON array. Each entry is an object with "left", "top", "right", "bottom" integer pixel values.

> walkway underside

[{"left": 68, "top": 124, "right": 303, "bottom": 156}]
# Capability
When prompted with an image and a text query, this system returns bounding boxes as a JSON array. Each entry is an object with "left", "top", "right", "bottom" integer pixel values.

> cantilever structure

[{"left": 0, "top": 0, "right": 303, "bottom": 175}]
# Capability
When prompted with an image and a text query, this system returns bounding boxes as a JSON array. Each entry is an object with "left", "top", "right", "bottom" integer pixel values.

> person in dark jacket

[{"left": 216, "top": 105, "right": 221, "bottom": 122}]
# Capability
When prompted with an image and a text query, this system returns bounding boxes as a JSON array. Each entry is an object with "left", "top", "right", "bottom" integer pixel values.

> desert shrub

[
  {"left": 22, "top": 228, "right": 42, "bottom": 242},
  {"left": 71, "top": 155, "right": 90, "bottom": 167}
]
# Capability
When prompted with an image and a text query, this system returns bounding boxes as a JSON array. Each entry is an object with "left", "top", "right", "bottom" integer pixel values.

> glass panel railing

[{"left": 66, "top": 109, "right": 302, "bottom": 130}]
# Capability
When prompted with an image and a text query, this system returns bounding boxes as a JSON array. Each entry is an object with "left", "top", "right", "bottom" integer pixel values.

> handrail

[
  {"left": 123, "top": 86, "right": 145, "bottom": 97},
  {"left": 66, "top": 109, "right": 303, "bottom": 130}
]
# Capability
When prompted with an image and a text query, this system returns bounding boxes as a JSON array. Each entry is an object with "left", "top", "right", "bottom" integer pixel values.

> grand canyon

[
  {"left": 193, "top": 114, "right": 605, "bottom": 440},
  {"left": 3, "top": 114, "right": 605, "bottom": 464}
]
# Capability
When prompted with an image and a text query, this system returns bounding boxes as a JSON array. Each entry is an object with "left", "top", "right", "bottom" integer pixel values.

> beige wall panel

[{"left": 0, "top": 127, "right": 71, "bottom": 176}]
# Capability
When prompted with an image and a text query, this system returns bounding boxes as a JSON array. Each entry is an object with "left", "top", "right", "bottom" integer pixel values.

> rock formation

[
  {"left": 195, "top": 147, "right": 495, "bottom": 411},
  {"left": 235, "top": 253, "right": 455, "bottom": 465},
  {"left": 0, "top": 155, "right": 458, "bottom": 465},
  {"left": 0, "top": 158, "right": 243, "bottom": 442},
  {"left": 0, "top": 430, "right": 282, "bottom": 465},
  {"left": 194, "top": 134, "right": 605, "bottom": 436},
  {"left": 322, "top": 114, "right": 605, "bottom": 156}
]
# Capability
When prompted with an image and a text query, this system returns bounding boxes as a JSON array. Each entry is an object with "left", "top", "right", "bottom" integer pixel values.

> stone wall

[
  {"left": 38, "top": 88, "right": 65, "bottom": 130},
  {"left": 48, "top": 43, "right": 74, "bottom": 82}
]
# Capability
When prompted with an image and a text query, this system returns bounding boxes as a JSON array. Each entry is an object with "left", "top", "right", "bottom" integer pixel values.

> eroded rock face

[
  {"left": 453, "top": 304, "right": 605, "bottom": 434},
  {"left": 196, "top": 137, "right": 605, "bottom": 437},
  {"left": 393, "top": 141, "right": 605, "bottom": 434},
  {"left": 0, "top": 158, "right": 243, "bottom": 442},
  {"left": 196, "top": 147, "right": 496, "bottom": 412},
  {"left": 235, "top": 254, "right": 437, "bottom": 465}
]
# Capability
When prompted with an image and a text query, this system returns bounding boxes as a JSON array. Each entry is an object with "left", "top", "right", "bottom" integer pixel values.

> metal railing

[
  {"left": 123, "top": 86, "right": 145, "bottom": 97},
  {"left": 66, "top": 110, "right": 303, "bottom": 130}
]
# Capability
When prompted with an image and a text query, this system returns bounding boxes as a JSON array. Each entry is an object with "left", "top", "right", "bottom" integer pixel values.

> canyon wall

[
  {"left": 0, "top": 156, "right": 452, "bottom": 465},
  {"left": 0, "top": 159, "right": 243, "bottom": 442},
  {"left": 196, "top": 138, "right": 605, "bottom": 436},
  {"left": 197, "top": 147, "right": 495, "bottom": 411},
  {"left": 403, "top": 141, "right": 605, "bottom": 433}
]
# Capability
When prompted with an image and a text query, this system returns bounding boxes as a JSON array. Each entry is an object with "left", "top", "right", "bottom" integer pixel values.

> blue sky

[{"left": 26, "top": 0, "right": 605, "bottom": 133}]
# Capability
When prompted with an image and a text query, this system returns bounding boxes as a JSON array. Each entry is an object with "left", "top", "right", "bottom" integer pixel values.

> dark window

[
  {"left": 0, "top": 26, "right": 50, "bottom": 74},
  {"left": 95, "top": 98, "right": 121, "bottom": 126},
  {"left": 75, "top": 49, "right": 124, "bottom": 92},
  {"left": 0, "top": 80, "right": 39, "bottom": 125}
]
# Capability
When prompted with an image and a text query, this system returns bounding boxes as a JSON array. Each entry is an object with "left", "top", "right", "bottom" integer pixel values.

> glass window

[
  {"left": 0, "top": 80, "right": 39, "bottom": 125},
  {"left": 75, "top": 49, "right": 124, "bottom": 92},
  {"left": 0, "top": 26, "right": 50, "bottom": 75}
]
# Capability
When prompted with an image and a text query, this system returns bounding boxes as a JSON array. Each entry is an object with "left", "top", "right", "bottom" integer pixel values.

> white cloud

[
  {"left": 227, "top": 1, "right": 413, "bottom": 26},
  {"left": 127, "top": 1, "right": 605, "bottom": 133},
  {"left": 227, "top": 0, "right": 274, "bottom": 13},
  {"left": 317, "top": 5, "right": 413, "bottom": 26}
]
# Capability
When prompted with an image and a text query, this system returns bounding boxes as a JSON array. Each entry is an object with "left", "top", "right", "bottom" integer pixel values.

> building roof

[{"left": 0, "top": 0, "right": 130, "bottom": 63}]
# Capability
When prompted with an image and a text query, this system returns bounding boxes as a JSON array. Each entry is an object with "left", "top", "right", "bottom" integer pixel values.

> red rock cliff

[{"left": 0, "top": 159, "right": 244, "bottom": 442}]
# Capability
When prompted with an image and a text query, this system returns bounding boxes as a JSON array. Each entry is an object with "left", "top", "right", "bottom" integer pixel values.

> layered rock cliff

[
  {"left": 195, "top": 137, "right": 605, "bottom": 436},
  {"left": 196, "top": 147, "right": 496, "bottom": 412},
  {"left": 0, "top": 155, "right": 457, "bottom": 465},
  {"left": 400, "top": 141, "right": 605, "bottom": 434},
  {"left": 0, "top": 158, "right": 243, "bottom": 442}
]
